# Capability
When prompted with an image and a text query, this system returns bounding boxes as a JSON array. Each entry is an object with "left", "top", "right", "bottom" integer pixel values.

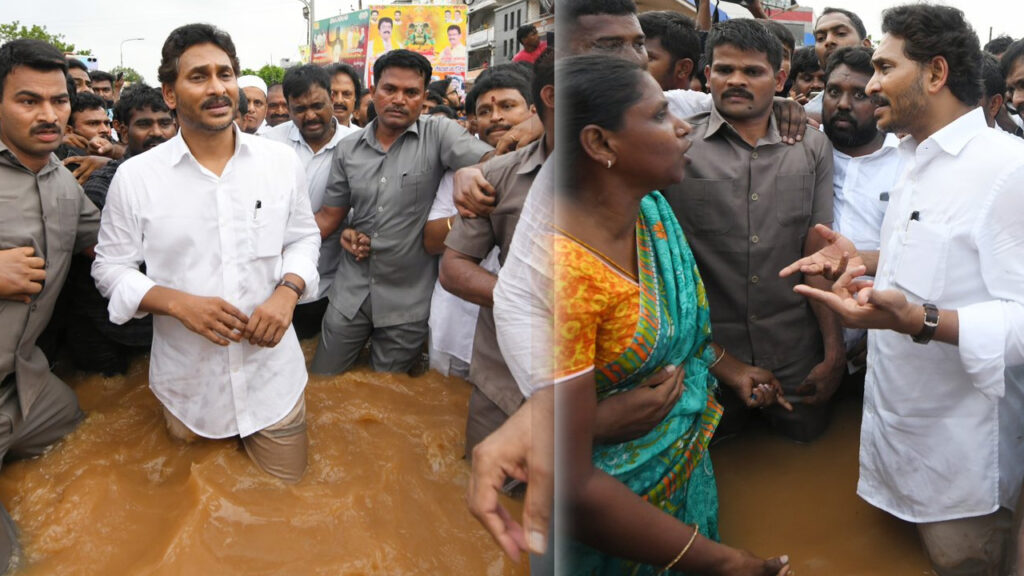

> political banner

[
  {"left": 366, "top": 4, "right": 468, "bottom": 87},
  {"left": 312, "top": 10, "right": 371, "bottom": 80}
]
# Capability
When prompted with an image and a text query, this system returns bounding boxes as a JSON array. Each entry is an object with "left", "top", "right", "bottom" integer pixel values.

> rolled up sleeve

[
  {"left": 960, "top": 163, "right": 1024, "bottom": 396},
  {"left": 91, "top": 171, "right": 156, "bottom": 325},
  {"left": 280, "top": 156, "right": 321, "bottom": 302}
]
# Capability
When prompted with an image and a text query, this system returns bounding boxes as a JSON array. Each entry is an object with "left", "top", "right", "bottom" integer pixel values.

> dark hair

[
  {"left": 984, "top": 35, "right": 1014, "bottom": 56},
  {"left": 819, "top": 7, "right": 867, "bottom": 40},
  {"left": 705, "top": 18, "right": 782, "bottom": 72},
  {"left": 324, "top": 62, "right": 362, "bottom": 99},
  {"left": 429, "top": 78, "right": 452, "bottom": 94},
  {"left": 532, "top": 47, "right": 554, "bottom": 122},
  {"left": 431, "top": 105, "right": 457, "bottom": 119},
  {"left": 114, "top": 84, "right": 170, "bottom": 125},
  {"left": 564, "top": 0, "right": 636, "bottom": 23},
  {"left": 981, "top": 53, "right": 1006, "bottom": 100},
  {"left": 1001, "top": 40, "right": 1024, "bottom": 80},
  {"left": 70, "top": 91, "right": 107, "bottom": 125},
  {"left": 0, "top": 39, "right": 69, "bottom": 99},
  {"left": 564, "top": 54, "right": 648, "bottom": 168},
  {"left": 881, "top": 4, "right": 982, "bottom": 107},
  {"left": 90, "top": 69, "right": 115, "bottom": 85},
  {"left": 761, "top": 19, "right": 795, "bottom": 55},
  {"left": 517, "top": 24, "right": 537, "bottom": 45},
  {"left": 67, "top": 57, "right": 90, "bottom": 74},
  {"left": 468, "top": 65, "right": 534, "bottom": 114},
  {"left": 378, "top": 17, "right": 393, "bottom": 30},
  {"left": 638, "top": 11, "right": 701, "bottom": 67},
  {"left": 447, "top": 25, "right": 461, "bottom": 35},
  {"left": 282, "top": 64, "right": 331, "bottom": 102},
  {"left": 824, "top": 46, "right": 874, "bottom": 84},
  {"left": 373, "top": 49, "right": 431, "bottom": 89},
  {"left": 426, "top": 90, "right": 444, "bottom": 105},
  {"left": 464, "top": 86, "right": 478, "bottom": 116},
  {"left": 790, "top": 45, "right": 821, "bottom": 78},
  {"left": 237, "top": 86, "right": 248, "bottom": 115},
  {"left": 158, "top": 23, "right": 240, "bottom": 85}
]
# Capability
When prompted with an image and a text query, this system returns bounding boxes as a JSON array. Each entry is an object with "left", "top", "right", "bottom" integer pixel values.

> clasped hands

[
  {"left": 341, "top": 228, "right": 371, "bottom": 261},
  {"left": 171, "top": 288, "right": 298, "bottom": 348}
]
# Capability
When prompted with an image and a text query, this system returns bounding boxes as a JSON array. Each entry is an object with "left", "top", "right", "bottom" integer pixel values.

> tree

[
  {"left": 241, "top": 68, "right": 258, "bottom": 77},
  {"left": 110, "top": 66, "right": 145, "bottom": 85},
  {"left": 256, "top": 65, "right": 286, "bottom": 86},
  {"left": 0, "top": 21, "right": 90, "bottom": 55}
]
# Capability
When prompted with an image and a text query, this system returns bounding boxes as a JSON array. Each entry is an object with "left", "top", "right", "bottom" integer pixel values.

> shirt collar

[
  {"left": 516, "top": 137, "right": 549, "bottom": 176},
  {"left": 169, "top": 123, "right": 248, "bottom": 167},
  {"left": 359, "top": 117, "right": 421, "bottom": 151},
  {"left": 900, "top": 107, "right": 987, "bottom": 158},
  {"left": 289, "top": 117, "right": 349, "bottom": 153},
  {"left": 0, "top": 138, "right": 63, "bottom": 175},
  {"left": 704, "top": 103, "right": 781, "bottom": 146}
]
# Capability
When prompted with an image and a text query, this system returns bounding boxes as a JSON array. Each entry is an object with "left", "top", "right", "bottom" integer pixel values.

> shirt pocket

[
  {"left": 251, "top": 200, "right": 288, "bottom": 258},
  {"left": 400, "top": 170, "right": 433, "bottom": 218},
  {"left": 57, "top": 196, "right": 80, "bottom": 251},
  {"left": 893, "top": 220, "right": 949, "bottom": 302},
  {"left": 775, "top": 173, "right": 814, "bottom": 227},
  {"left": 674, "top": 178, "right": 738, "bottom": 236}
]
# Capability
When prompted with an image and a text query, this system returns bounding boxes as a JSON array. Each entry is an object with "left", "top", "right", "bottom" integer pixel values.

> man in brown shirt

[
  {"left": 663, "top": 19, "right": 844, "bottom": 442},
  {"left": 441, "top": 60, "right": 552, "bottom": 457},
  {"left": 0, "top": 39, "right": 100, "bottom": 571}
]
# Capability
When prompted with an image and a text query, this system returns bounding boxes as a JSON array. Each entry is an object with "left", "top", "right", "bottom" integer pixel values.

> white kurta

[
  {"left": 859, "top": 108, "right": 1024, "bottom": 522},
  {"left": 93, "top": 127, "right": 321, "bottom": 439}
]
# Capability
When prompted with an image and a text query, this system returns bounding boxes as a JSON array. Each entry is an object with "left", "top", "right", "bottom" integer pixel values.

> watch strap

[
  {"left": 912, "top": 303, "right": 939, "bottom": 344},
  {"left": 276, "top": 279, "right": 304, "bottom": 299}
]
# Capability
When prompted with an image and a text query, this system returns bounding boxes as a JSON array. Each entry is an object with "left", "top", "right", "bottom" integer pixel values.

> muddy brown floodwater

[
  {"left": 714, "top": 387, "right": 934, "bottom": 575},
  {"left": 0, "top": 340, "right": 526, "bottom": 576}
]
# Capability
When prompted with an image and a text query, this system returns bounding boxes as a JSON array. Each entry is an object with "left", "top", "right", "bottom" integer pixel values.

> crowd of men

[{"left": 3, "top": 1, "right": 1024, "bottom": 574}]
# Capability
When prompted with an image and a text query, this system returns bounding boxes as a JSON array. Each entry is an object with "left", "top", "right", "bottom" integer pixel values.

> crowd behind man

[{"left": 3, "top": 2, "right": 1024, "bottom": 575}]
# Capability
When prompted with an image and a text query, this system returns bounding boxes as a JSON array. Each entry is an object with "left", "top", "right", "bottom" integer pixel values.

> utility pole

[{"left": 298, "top": 0, "right": 316, "bottom": 60}]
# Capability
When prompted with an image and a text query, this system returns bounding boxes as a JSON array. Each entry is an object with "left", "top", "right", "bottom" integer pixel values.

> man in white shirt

[
  {"left": 265, "top": 64, "right": 358, "bottom": 339},
  {"left": 93, "top": 24, "right": 321, "bottom": 483},
  {"left": 238, "top": 74, "right": 269, "bottom": 135},
  {"left": 784, "top": 6, "right": 1024, "bottom": 573},
  {"left": 820, "top": 46, "right": 904, "bottom": 370}
]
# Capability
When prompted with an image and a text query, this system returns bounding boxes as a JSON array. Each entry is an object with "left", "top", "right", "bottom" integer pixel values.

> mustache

[
  {"left": 31, "top": 123, "right": 62, "bottom": 136},
  {"left": 385, "top": 106, "right": 408, "bottom": 116},
  {"left": 828, "top": 112, "right": 858, "bottom": 127},
  {"left": 143, "top": 136, "right": 168, "bottom": 149},
  {"left": 269, "top": 112, "right": 291, "bottom": 119},
  {"left": 721, "top": 88, "right": 753, "bottom": 100},
  {"left": 202, "top": 96, "right": 233, "bottom": 110},
  {"left": 871, "top": 95, "right": 890, "bottom": 107},
  {"left": 333, "top": 103, "right": 349, "bottom": 112},
  {"left": 485, "top": 123, "right": 512, "bottom": 136}
]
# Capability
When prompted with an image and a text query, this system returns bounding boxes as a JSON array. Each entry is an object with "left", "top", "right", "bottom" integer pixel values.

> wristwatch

[
  {"left": 276, "top": 279, "right": 304, "bottom": 299},
  {"left": 911, "top": 303, "right": 939, "bottom": 344}
]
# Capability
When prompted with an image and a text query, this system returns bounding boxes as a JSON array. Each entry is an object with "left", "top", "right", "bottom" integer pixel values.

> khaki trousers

[
  {"left": 918, "top": 508, "right": 1013, "bottom": 576},
  {"left": 163, "top": 394, "right": 308, "bottom": 484}
]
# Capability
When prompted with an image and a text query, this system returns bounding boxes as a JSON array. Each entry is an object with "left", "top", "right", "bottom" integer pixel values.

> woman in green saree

[{"left": 557, "top": 55, "right": 792, "bottom": 575}]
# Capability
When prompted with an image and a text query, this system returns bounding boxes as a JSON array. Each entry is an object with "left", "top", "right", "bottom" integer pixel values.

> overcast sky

[{"left": 5, "top": 1, "right": 1024, "bottom": 85}]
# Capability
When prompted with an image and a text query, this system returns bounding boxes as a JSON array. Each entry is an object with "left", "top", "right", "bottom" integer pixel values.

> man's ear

[{"left": 674, "top": 58, "right": 695, "bottom": 89}]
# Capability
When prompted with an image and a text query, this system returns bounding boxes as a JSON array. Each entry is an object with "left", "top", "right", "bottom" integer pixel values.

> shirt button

[
  {"left": 371, "top": 276, "right": 376, "bottom": 284},
  {"left": 750, "top": 234, "right": 760, "bottom": 244},
  {"left": 750, "top": 193, "right": 759, "bottom": 201},
  {"left": 30, "top": 304, "right": 38, "bottom": 312},
  {"left": 751, "top": 275, "right": 759, "bottom": 284},
  {"left": 377, "top": 206, "right": 383, "bottom": 212},
  {"left": 373, "top": 231, "right": 379, "bottom": 238},
  {"left": 380, "top": 176, "right": 387, "bottom": 184},
  {"left": 752, "top": 151, "right": 759, "bottom": 159}
]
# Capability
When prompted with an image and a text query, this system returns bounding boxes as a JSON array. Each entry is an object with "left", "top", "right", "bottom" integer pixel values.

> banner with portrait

[
  {"left": 311, "top": 10, "right": 371, "bottom": 81},
  {"left": 366, "top": 4, "right": 468, "bottom": 88}
]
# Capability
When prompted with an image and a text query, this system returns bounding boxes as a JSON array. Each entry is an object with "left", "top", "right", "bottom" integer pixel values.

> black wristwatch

[
  {"left": 911, "top": 303, "right": 939, "bottom": 344},
  {"left": 276, "top": 279, "right": 304, "bottom": 299}
]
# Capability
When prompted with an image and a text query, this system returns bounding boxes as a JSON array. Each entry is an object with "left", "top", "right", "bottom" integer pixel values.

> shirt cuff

[
  {"left": 281, "top": 254, "right": 320, "bottom": 303},
  {"left": 107, "top": 271, "right": 157, "bottom": 325},
  {"left": 958, "top": 301, "right": 1007, "bottom": 399}
]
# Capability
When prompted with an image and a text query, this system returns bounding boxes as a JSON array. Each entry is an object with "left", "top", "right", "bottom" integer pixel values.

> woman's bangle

[
  {"left": 708, "top": 346, "right": 726, "bottom": 370},
  {"left": 658, "top": 523, "right": 700, "bottom": 575},
  {"left": 446, "top": 216, "right": 454, "bottom": 231}
]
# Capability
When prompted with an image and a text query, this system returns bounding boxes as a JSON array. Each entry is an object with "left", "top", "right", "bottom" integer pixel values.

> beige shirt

[
  {"left": 0, "top": 142, "right": 100, "bottom": 415},
  {"left": 445, "top": 139, "right": 547, "bottom": 415},
  {"left": 663, "top": 106, "right": 834, "bottom": 376}
]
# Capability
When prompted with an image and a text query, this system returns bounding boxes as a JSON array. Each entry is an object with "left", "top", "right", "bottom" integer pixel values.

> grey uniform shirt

[
  {"left": 323, "top": 117, "right": 492, "bottom": 327},
  {"left": 663, "top": 106, "right": 834, "bottom": 375},
  {"left": 445, "top": 138, "right": 547, "bottom": 415},
  {"left": 0, "top": 142, "right": 100, "bottom": 415}
]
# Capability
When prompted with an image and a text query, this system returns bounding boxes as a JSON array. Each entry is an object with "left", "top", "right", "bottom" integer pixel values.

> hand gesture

[
  {"left": 780, "top": 224, "right": 862, "bottom": 281},
  {"left": 63, "top": 132, "right": 90, "bottom": 150},
  {"left": 0, "top": 247, "right": 46, "bottom": 303},
  {"left": 453, "top": 166, "right": 496, "bottom": 218},
  {"left": 793, "top": 265, "right": 920, "bottom": 334},
  {"left": 243, "top": 288, "right": 298, "bottom": 347},
  {"left": 88, "top": 136, "right": 115, "bottom": 157},
  {"left": 64, "top": 155, "right": 111, "bottom": 185},
  {"left": 494, "top": 113, "right": 542, "bottom": 155},
  {"left": 772, "top": 97, "right": 809, "bottom": 144},
  {"left": 715, "top": 354, "right": 793, "bottom": 411},
  {"left": 340, "top": 228, "right": 371, "bottom": 261},
  {"left": 593, "top": 364, "right": 685, "bottom": 443},
  {"left": 794, "top": 359, "right": 844, "bottom": 405},
  {"left": 171, "top": 294, "right": 249, "bottom": 346}
]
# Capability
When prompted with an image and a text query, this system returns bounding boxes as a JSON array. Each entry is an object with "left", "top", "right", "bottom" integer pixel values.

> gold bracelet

[
  {"left": 446, "top": 216, "right": 453, "bottom": 231},
  {"left": 658, "top": 524, "right": 700, "bottom": 575},
  {"left": 708, "top": 346, "right": 726, "bottom": 369}
]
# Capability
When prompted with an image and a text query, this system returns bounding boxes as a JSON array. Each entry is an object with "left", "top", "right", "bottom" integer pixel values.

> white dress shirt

[
  {"left": 859, "top": 108, "right": 1024, "bottom": 522},
  {"left": 493, "top": 159, "right": 553, "bottom": 398},
  {"left": 265, "top": 118, "right": 359, "bottom": 299},
  {"left": 832, "top": 132, "right": 903, "bottom": 350},
  {"left": 92, "top": 127, "right": 321, "bottom": 439},
  {"left": 426, "top": 171, "right": 500, "bottom": 375}
]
